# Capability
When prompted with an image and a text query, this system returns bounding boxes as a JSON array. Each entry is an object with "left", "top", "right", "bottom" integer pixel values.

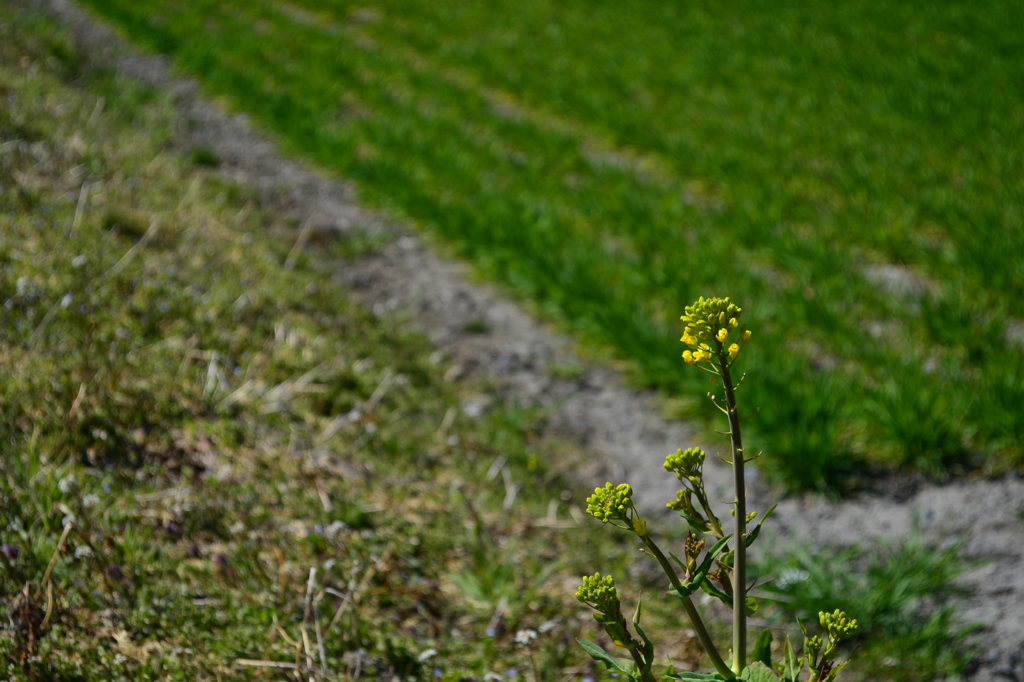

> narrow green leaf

[
  {"left": 696, "top": 534, "right": 733, "bottom": 576},
  {"left": 669, "top": 583, "right": 700, "bottom": 599},
  {"left": 700, "top": 578, "right": 733, "bottom": 607},
  {"left": 744, "top": 504, "right": 778, "bottom": 548},
  {"left": 634, "top": 619, "right": 655, "bottom": 672},
  {"left": 746, "top": 596, "right": 759, "bottom": 617},
  {"left": 752, "top": 629, "right": 773, "bottom": 668},
  {"left": 669, "top": 551, "right": 689, "bottom": 575},
  {"left": 677, "top": 509, "right": 712, "bottom": 534},
  {"left": 823, "top": 661, "right": 848, "bottom": 682},
  {"left": 575, "top": 638, "right": 636, "bottom": 676},
  {"left": 783, "top": 635, "right": 800, "bottom": 682}
]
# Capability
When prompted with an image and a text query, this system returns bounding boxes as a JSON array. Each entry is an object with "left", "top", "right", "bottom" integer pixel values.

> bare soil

[{"left": 21, "top": 1, "right": 1024, "bottom": 679}]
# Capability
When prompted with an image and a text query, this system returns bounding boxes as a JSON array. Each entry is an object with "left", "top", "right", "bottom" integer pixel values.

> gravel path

[{"left": 23, "top": 1, "right": 1024, "bottom": 678}]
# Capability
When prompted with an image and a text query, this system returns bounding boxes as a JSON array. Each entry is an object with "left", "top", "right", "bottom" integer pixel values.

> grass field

[
  {"left": 0, "top": 6, "right": 979, "bottom": 680},
  {"left": 0, "top": 12, "right": 627, "bottom": 678},
  {"left": 73, "top": 0, "right": 1024, "bottom": 492}
]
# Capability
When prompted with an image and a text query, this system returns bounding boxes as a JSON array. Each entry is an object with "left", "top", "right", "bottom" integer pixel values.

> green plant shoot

[{"left": 575, "top": 296, "right": 858, "bottom": 682}]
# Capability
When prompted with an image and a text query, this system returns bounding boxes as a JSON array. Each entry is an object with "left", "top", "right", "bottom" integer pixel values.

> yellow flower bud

[
  {"left": 682, "top": 350, "right": 694, "bottom": 365},
  {"left": 728, "top": 343, "right": 739, "bottom": 358},
  {"left": 729, "top": 317, "right": 738, "bottom": 328},
  {"left": 741, "top": 330, "right": 752, "bottom": 345},
  {"left": 716, "top": 328, "right": 729, "bottom": 343},
  {"left": 681, "top": 334, "right": 698, "bottom": 348},
  {"left": 632, "top": 516, "right": 647, "bottom": 536}
]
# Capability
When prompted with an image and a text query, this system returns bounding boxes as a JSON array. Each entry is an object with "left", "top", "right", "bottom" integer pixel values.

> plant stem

[
  {"left": 625, "top": 640, "right": 657, "bottom": 682},
  {"left": 641, "top": 534, "right": 735, "bottom": 679},
  {"left": 720, "top": 359, "right": 747, "bottom": 675}
]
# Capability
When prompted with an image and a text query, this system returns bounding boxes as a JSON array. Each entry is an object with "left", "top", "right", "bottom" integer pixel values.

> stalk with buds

[{"left": 574, "top": 296, "right": 857, "bottom": 682}]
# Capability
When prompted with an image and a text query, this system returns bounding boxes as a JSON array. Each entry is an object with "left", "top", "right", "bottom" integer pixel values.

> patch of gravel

[{"left": 22, "top": 1, "right": 1024, "bottom": 678}]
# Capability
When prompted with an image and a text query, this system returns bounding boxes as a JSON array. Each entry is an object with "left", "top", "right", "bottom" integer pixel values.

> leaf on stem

[
  {"left": 822, "top": 661, "right": 848, "bottom": 682},
  {"left": 783, "top": 635, "right": 801, "bottom": 682},
  {"left": 677, "top": 508, "right": 713, "bottom": 534},
  {"left": 633, "top": 618, "right": 655, "bottom": 673},
  {"left": 576, "top": 638, "right": 637, "bottom": 676},
  {"left": 743, "top": 504, "right": 778, "bottom": 548},
  {"left": 700, "top": 578, "right": 732, "bottom": 604},
  {"left": 669, "top": 535, "right": 732, "bottom": 598},
  {"left": 752, "top": 629, "right": 773, "bottom": 668},
  {"left": 739, "top": 662, "right": 780, "bottom": 682}
]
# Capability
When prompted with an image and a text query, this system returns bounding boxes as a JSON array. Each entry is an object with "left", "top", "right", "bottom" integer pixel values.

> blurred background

[{"left": 78, "top": 0, "right": 1024, "bottom": 493}]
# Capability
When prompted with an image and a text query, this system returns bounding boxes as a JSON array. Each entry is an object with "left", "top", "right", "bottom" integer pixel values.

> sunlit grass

[{"left": 76, "top": 0, "right": 1024, "bottom": 491}]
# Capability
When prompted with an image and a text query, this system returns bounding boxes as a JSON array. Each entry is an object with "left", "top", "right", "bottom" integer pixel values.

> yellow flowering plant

[{"left": 574, "top": 297, "right": 856, "bottom": 682}]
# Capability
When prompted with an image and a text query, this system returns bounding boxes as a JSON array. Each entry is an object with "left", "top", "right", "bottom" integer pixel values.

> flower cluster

[
  {"left": 820, "top": 609, "right": 858, "bottom": 643},
  {"left": 664, "top": 447, "right": 705, "bottom": 483},
  {"left": 576, "top": 572, "right": 621, "bottom": 615},
  {"left": 586, "top": 482, "right": 643, "bottom": 534},
  {"left": 680, "top": 296, "right": 751, "bottom": 366}
]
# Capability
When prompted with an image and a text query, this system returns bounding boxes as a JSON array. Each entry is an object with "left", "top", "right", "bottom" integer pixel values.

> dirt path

[{"left": 23, "top": 1, "right": 1024, "bottom": 679}]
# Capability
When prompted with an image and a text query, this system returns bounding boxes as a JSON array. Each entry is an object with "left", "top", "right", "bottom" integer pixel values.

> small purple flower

[
  {"left": 213, "top": 554, "right": 230, "bottom": 568},
  {"left": 1, "top": 544, "right": 19, "bottom": 561},
  {"left": 434, "top": 668, "right": 442, "bottom": 678}
]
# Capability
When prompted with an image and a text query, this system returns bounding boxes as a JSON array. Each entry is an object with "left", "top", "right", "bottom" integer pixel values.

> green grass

[
  {"left": 0, "top": 12, "right": 637, "bottom": 679},
  {"left": 0, "top": 6, "right": 980, "bottom": 681},
  {"left": 756, "top": 533, "right": 979, "bottom": 682},
  {"left": 72, "top": 0, "right": 1024, "bottom": 492}
]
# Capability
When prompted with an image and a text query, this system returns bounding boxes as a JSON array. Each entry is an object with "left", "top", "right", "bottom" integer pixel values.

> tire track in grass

[
  {"left": 267, "top": 0, "right": 1023, "bottom": 481},
  {"left": 79, "top": 0, "right": 1023, "bottom": 485}
]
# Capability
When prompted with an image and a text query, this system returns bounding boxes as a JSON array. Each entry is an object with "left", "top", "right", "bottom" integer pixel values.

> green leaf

[
  {"left": 744, "top": 504, "right": 778, "bottom": 548},
  {"left": 697, "top": 535, "right": 733, "bottom": 575},
  {"left": 740, "top": 662, "right": 780, "bottom": 682},
  {"left": 694, "top": 584, "right": 756, "bottom": 616},
  {"left": 675, "top": 534, "right": 734, "bottom": 596},
  {"left": 677, "top": 509, "right": 712, "bottom": 534},
  {"left": 633, "top": 600, "right": 655, "bottom": 669},
  {"left": 575, "top": 638, "right": 636, "bottom": 676},
  {"left": 752, "top": 629, "right": 773, "bottom": 668},
  {"left": 822, "top": 661, "right": 849, "bottom": 682},
  {"left": 700, "top": 576, "right": 732, "bottom": 606},
  {"left": 669, "top": 551, "right": 689, "bottom": 574},
  {"left": 783, "top": 635, "right": 801, "bottom": 682},
  {"left": 669, "top": 582, "right": 700, "bottom": 599}
]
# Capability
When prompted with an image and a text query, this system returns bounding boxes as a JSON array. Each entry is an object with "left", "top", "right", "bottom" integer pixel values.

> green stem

[
  {"left": 719, "top": 358, "right": 747, "bottom": 675},
  {"left": 641, "top": 534, "right": 735, "bottom": 680},
  {"left": 624, "top": 639, "right": 657, "bottom": 682}
]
